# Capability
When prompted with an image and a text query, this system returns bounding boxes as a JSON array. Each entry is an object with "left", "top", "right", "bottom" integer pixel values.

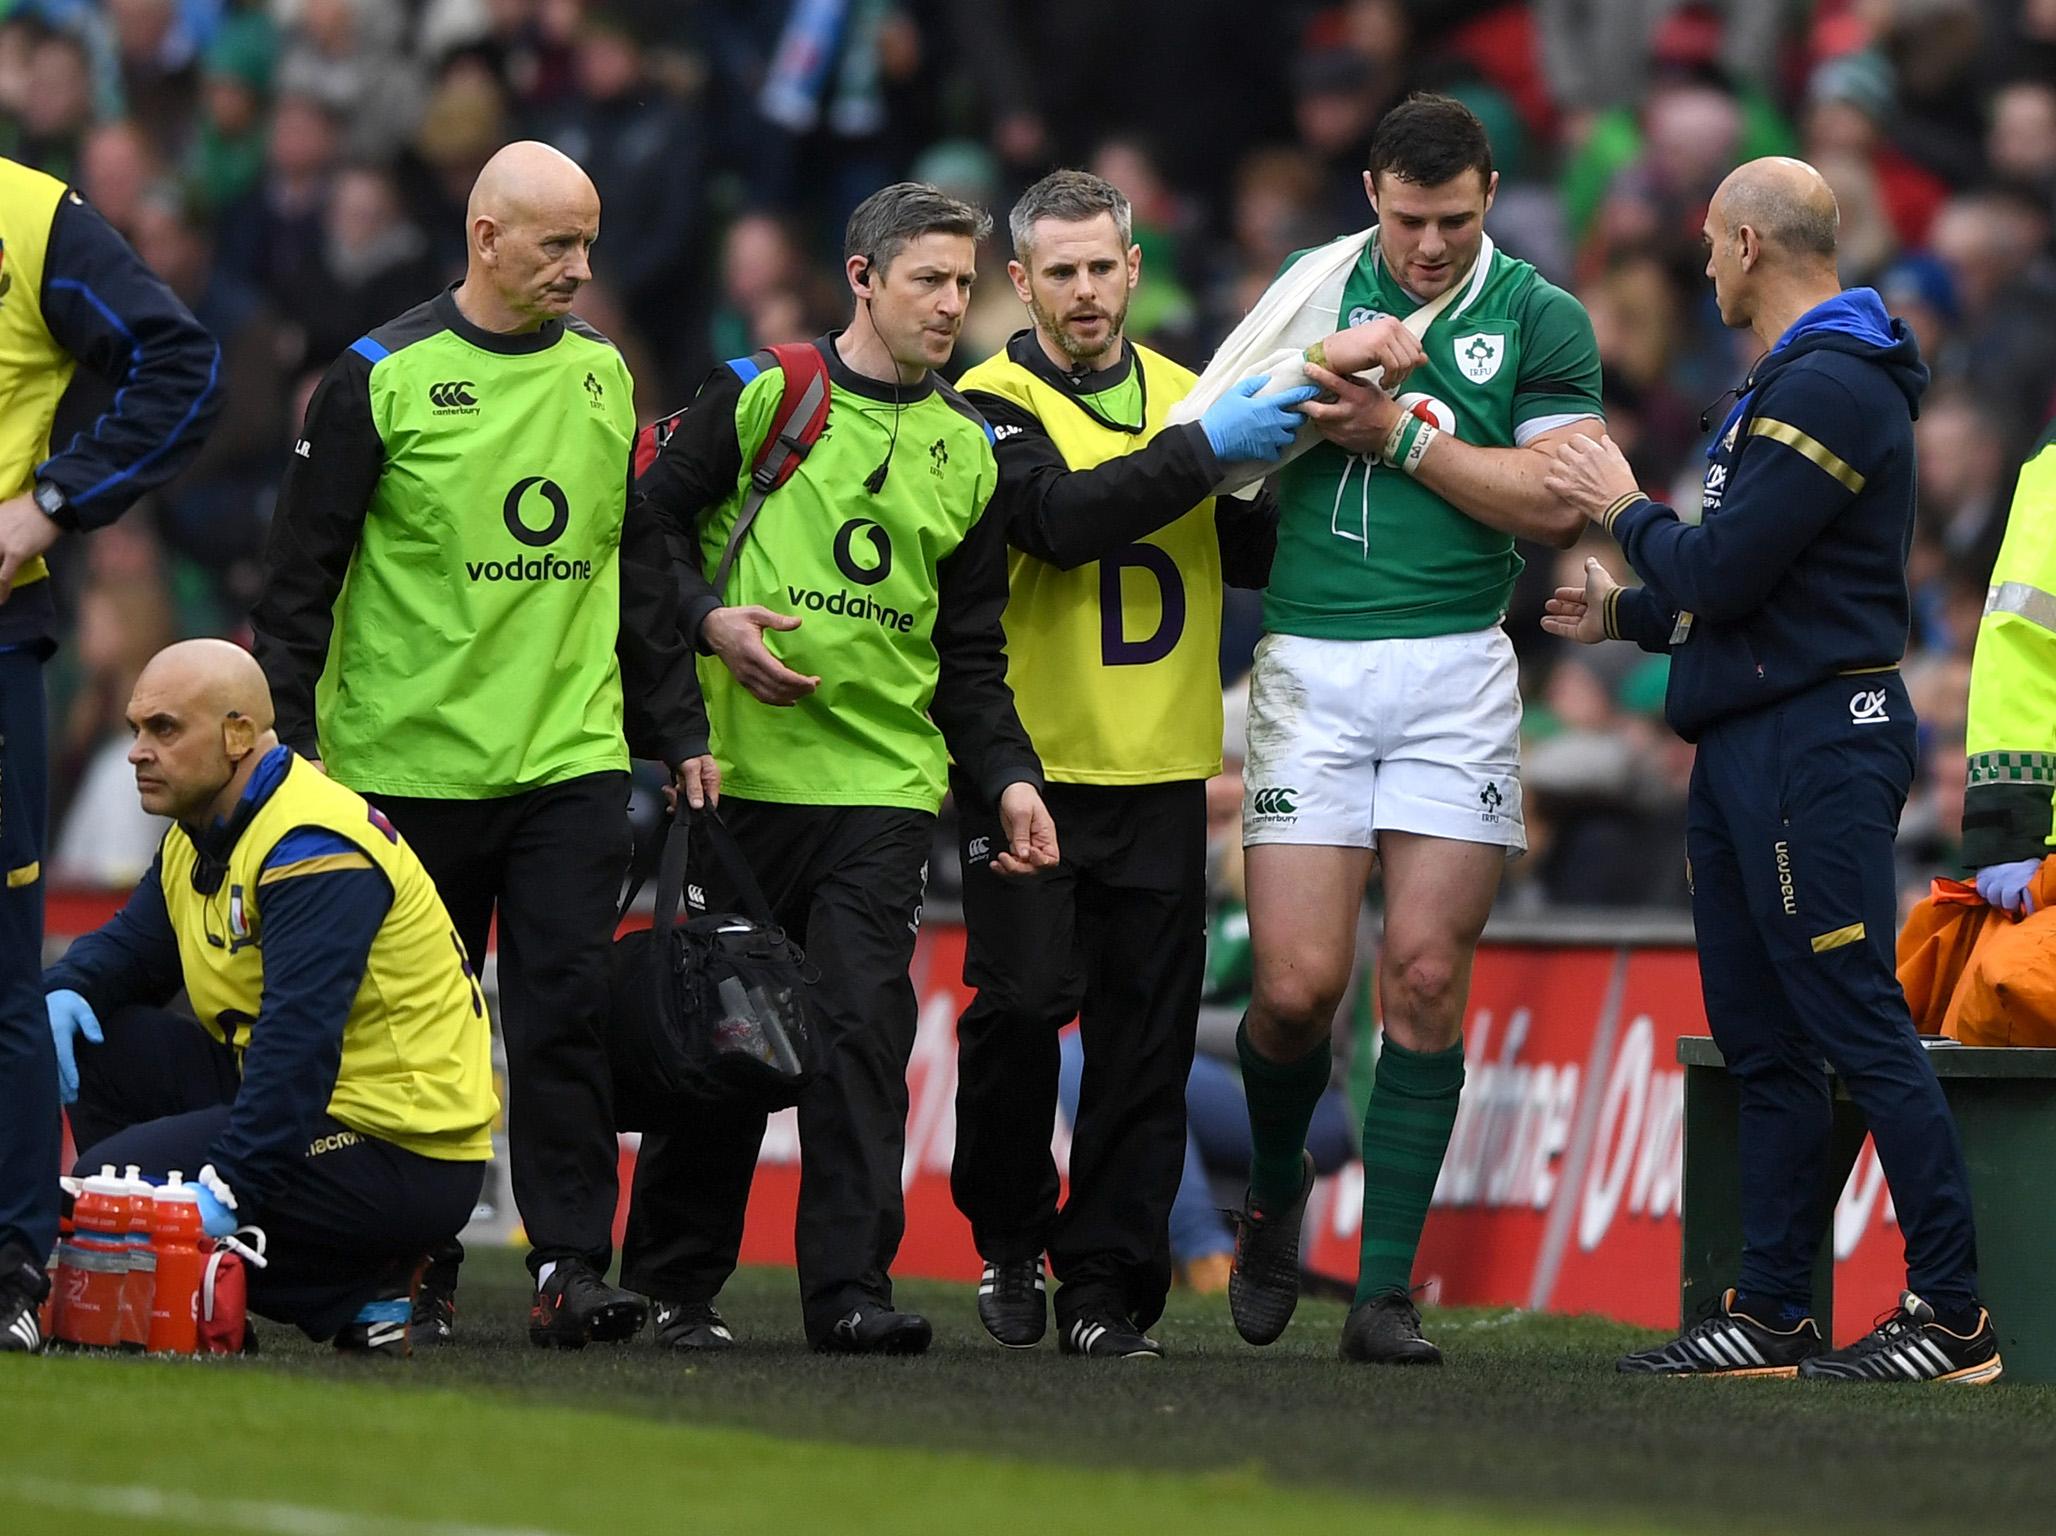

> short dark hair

[
  {"left": 1009, "top": 170, "right": 1132, "bottom": 260},
  {"left": 1366, "top": 93, "right": 1494, "bottom": 190},
  {"left": 843, "top": 181, "right": 993, "bottom": 278}
]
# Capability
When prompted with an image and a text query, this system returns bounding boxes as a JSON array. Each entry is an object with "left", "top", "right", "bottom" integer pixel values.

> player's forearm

[{"left": 1413, "top": 435, "right": 1584, "bottom": 547}]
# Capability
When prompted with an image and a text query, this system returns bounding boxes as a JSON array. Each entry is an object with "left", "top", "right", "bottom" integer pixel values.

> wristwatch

[{"left": 32, "top": 479, "right": 77, "bottom": 531}]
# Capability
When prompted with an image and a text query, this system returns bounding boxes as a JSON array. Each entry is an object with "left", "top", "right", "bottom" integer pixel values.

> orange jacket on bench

[{"left": 1896, "top": 856, "right": 2056, "bottom": 1046}]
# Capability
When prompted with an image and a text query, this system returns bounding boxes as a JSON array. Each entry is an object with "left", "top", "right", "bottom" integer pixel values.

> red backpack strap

[
  {"left": 750, "top": 342, "right": 832, "bottom": 490},
  {"left": 709, "top": 342, "right": 832, "bottom": 599},
  {"left": 633, "top": 406, "right": 688, "bottom": 480}
]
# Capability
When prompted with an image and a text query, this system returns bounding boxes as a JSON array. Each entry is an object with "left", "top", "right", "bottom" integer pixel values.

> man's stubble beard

[{"left": 1030, "top": 286, "right": 1131, "bottom": 368}]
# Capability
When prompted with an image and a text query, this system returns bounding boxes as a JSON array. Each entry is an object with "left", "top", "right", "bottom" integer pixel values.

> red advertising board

[
  {"left": 726, "top": 923, "right": 987, "bottom": 1283},
  {"left": 1303, "top": 948, "right": 1618, "bottom": 1309},
  {"left": 49, "top": 889, "right": 1908, "bottom": 1337}
]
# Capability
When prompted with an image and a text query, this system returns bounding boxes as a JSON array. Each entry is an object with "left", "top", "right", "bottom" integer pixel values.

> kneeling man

[{"left": 45, "top": 640, "right": 496, "bottom": 1354}]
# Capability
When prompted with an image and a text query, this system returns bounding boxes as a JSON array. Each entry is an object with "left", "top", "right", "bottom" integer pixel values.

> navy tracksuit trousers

[
  {"left": 71, "top": 1006, "right": 483, "bottom": 1339},
  {"left": 0, "top": 648, "right": 58, "bottom": 1288},
  {"left": 1687, "top": 670, "right": 1978, "bottom": 1313}
]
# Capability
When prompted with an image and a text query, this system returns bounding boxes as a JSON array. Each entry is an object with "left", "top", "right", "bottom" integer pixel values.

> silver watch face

[{"left": 33, "top": 482, "right": 65, "bottom": 517}]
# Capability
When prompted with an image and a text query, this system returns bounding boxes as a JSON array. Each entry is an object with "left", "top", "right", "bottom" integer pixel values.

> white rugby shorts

[{"left": 1241, "top": 627, "right": 1525, "bottom": 853}]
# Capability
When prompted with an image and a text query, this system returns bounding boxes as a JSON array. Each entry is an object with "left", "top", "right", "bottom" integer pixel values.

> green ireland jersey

[
  {"left": 1266, "top": 238, "right": 1603, "bottom": 640},
  {"left": 270, "top": 291, "right": 640, "bottom": 796},
  {"left": 681, "top": 342, "right": 1003, "bottom": 812}
]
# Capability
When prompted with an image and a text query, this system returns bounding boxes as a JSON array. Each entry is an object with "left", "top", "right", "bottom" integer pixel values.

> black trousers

[
  {"left": 621, "top": 798, "right": 931, "bottom": 1343},
  {"left": 1689, "top": 672, "right": 1978, "bottom": 1311},
  {"left": 0, "top": 649, "right": 59, "bottom": 1284},
  {"left": 71, "top": 1006, "right": 483, "bottom": 1339},
  {"left": 950, "top": 775, "right": 1206, "bottom": 1331},
  {"left": 370, "top": 771, "right": 631, "bottom": 1278}
]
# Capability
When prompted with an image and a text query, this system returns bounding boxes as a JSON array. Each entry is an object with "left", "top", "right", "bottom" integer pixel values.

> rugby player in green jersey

[{"left": 1226, "top": 95, "right": 1604, "bottom": 1364}]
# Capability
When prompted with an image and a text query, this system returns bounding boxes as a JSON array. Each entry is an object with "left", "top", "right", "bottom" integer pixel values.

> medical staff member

[
  {"left": 950, "top": 169, "right": 1305, "bottom": 1359},
  {"left": 1961, "top": 415, "right": 2056, "bottom": 915},
  {"left": 48, "top": 640, "right": 495, "bottom": 1355},
  {"left": 0, "top": 153, "right": 220, "bottom": 1356},
  {"left": 1547, "top": 157, "right": 1999, "bottom": 1385}
]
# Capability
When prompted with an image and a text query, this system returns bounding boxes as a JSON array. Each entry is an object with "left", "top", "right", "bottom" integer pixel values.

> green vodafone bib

[
  {"left": 317, "top": 294, "right": 636, "bottom": 797},
  {"left": 695, "top": 346, "right": 1000, "bottom": 812}
]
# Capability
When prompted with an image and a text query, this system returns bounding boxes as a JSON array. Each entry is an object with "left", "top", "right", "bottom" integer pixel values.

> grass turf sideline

[
  {"left": 5, "top": 1247, "right": 2052, "bottom": 1535},
  {"left": 0, "top": 1362, "right": 1660, "bottom": 1536}
]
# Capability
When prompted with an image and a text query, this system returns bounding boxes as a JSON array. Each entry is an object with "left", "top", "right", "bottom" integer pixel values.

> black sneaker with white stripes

[
  {"left": 976, "top": 1258, "right": 1047, "bottom": 1348},
  {"left": 0, "top": 1251, "right": 48, "bottom": 1355},
  {"left": 1, "top": 1283, "right": 44, "bottom": 1348},
  {"left": 1227, "top": 1150, "right": 1315, "bottom": 1347},
  {"left": 654, "top": 1298, "right": 736, "bottom": 1351},
  {"left": 1058, "top": 1313, "right": 1163, "bottom": 1360},
  {"left": 1799, "top": 1292, "right": 2003, "bottom": 1384},
  {"left": 1617, "top": 1289, "right": 1823, "bottom": 1377}
]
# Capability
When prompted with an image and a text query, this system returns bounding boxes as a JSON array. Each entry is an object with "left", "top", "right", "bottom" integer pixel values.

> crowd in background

[{"left": 6, "top": 0, "right": 2054, "bottom": 915}]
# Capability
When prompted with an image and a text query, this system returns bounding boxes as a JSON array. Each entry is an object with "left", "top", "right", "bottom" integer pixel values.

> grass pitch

[{"left": 4, "top": 1248, "right": 2051, "bottom": 1535}]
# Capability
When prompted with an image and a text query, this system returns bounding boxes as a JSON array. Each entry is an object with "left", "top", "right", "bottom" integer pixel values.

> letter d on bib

[{"left": 1100, "top": 542, "right": 1186, "bottom": 667}]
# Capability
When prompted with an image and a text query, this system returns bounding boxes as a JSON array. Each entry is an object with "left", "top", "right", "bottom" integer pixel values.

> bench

[{"left": 1678, "top": 1036, "right": 2056, "bottom": 1382}]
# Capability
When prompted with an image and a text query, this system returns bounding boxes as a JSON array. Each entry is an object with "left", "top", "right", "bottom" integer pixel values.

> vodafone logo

[
  {"left": 1577, "top": 1015, "right": 1685, "bottom": 1251},
  {"left": 1395, "top": 392, "right": 1455, "bottom": 433}
]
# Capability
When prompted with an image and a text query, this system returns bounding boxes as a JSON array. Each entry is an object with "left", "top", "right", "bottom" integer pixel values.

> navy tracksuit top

[{"left": 1603, "top": 288, "right": 1929, "bottom": 740}]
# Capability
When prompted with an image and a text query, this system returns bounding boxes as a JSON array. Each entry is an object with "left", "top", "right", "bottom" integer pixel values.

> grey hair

[
  {"left": 843, "top": 181, "right": 992, "bottom": 277},
  {"left": 1009, "top": 170, "right": 1134, "bottom": 260}
]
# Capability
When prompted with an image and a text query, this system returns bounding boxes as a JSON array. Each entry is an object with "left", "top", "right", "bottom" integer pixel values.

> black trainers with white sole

[
  {"left": 1058, "top": 1314, "right": 1163, "bottom": 1359},
  {"left": 1227, "top": 1150, "right": 1315, "bottom": 1346},
  {"left": 977, "top": 1258, "right": 1047, "bottom": 1348},
  {"left": 814, "top": 1305, "right": 933, "bottom": 1356},
  {"left": 1617, "top": 1288, "right": 1824, "bottom": 1378},
  {"left": 654, "top": 1299, "right": 737, "bottom": 1351},
  {"left": 1798, "top": 1292, "right": 2002, "bottom": 1384}
]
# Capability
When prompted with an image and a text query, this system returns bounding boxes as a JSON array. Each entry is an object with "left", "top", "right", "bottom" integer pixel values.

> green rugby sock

[
  {"left": 1355, "top": 1033, "right": 1465, "bottom": 1306},
  {"left": 1237, "top": 1016, "right": 1331, "bottom": 1212}
]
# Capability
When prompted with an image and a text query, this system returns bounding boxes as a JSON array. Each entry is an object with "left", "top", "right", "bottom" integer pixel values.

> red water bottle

[
  {"left": 147, "top": 1172, "right": 205, "bottom": 1355},
  {"left": 118, "top": 1165, "right": 156, "bottom": 1351},
  {"left": 55, "top": 1167, "right": 128, "bottom": 1349}
]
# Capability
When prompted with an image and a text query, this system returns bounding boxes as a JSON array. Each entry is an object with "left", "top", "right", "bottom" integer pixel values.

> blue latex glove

[
  {"left": 1974, "top": 858, "right": 2041, "bottom": 917},
  {"left": 47, "top": 989, "right": 103, "bottom": 1106},
  {"left": 1200, "top": 377, "right": 1320, "bottom": 463},
  {"left": 192, "top": 1184, "right": 239, "bottom": 1240}
]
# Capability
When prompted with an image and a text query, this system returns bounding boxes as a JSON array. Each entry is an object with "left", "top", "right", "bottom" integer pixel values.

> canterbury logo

[
  {"left": 1251, "top": 787, "right": 1298, "bottom": 817},
  {"left": 429, "top": 381, "right": 478, "bottom": 410}
]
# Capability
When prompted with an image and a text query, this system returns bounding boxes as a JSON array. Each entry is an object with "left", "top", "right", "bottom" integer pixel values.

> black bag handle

[{"left": 618, "top": 801, "right": 777, "bottom": 941}]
